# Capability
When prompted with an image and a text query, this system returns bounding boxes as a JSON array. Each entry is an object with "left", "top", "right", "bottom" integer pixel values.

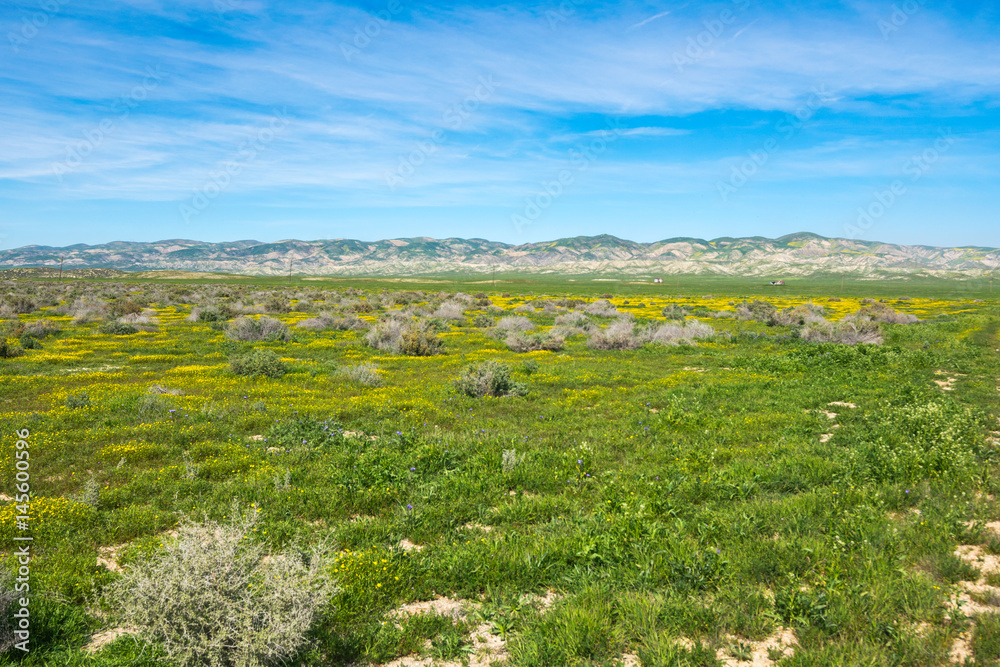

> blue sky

[{"left": 1, "top": 0, "right": 998, "bottom": 250}]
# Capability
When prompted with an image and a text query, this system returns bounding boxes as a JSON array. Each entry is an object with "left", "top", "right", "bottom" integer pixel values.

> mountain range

[{"left": 2, "top": 233, "right": 999, "bottom": 278}]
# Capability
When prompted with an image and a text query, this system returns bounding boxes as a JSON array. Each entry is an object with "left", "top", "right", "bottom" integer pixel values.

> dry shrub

[
  {"left": 341, "top": 362, "right": 382, "bottom": 387},
  {"left": 102, "top": 505, "right": 336, "bottom": 667},
  {"left": 644, "top": 320, "right": 715, "bottom": 346},
  {"left": 584, "top": 299, "right": 618, "bottom": 317},
  {"left": 801, "top": 319, "right": 883, "bottom": 345},
  {"left": 23, "top": 320, "right": 59, "bottom": 338},
  {"left": 554, "top": 312, "right": 589, "bottom": 327},
  {"left": 505, "top": 331, "right": 565, "bottom": 352},
  {"left": 296, "top": 313, "right": 368, "bottom": 331},
  {"left": 512, "top": 303, "right": 536, "bottom": 314},
  {"left": 494, "top": 316, "right": 534, "bottom": 336},
  {"left": 587, "top": 319, "right": 643, "bottom": 350},
  {"left": 432, "top": 302, "right": 466, "bottom": 320},
  {"left": 226, "top": 317, "right": 291, "bottom": 343},
  {"left": 854, "top": 302, "right": 918, "bottom": 324}
]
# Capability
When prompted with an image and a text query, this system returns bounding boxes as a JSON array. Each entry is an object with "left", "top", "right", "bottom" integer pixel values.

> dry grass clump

[
  {"left": 226, "top": 316, "right": 291, "bottom": 343},
  {"left": 101, "top": 505, "right": 336, "bottom": 667},
  {"left": 512, "top": 303, "right": 537, "bottom": 314}
]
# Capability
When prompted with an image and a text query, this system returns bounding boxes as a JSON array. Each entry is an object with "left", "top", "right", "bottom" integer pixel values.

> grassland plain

[{"left": 1, "top": 276, "right": 1000, "bottom": 666}]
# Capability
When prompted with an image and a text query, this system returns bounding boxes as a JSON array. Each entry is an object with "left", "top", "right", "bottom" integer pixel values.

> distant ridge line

[{"left": 1, "top": 232, "right": 998, "bottom": 278}]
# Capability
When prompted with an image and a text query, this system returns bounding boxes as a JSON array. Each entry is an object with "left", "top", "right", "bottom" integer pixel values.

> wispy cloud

[{"left": 0, "top": 1, "right": 998, "bottom": 247}]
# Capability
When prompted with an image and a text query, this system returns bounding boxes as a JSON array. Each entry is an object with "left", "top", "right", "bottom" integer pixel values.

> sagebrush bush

[
  {"left": 226, "top": 316, "right": 291, "bottom": 342},
  {"left": 23, "top": 319, "right": 59, "bottom": 338},
  {"left": 588, "top": 319, "right": 643, "bottom": 350},
  {"left": 660, "top": 304, "right": 689, "bottom": 320},
  {"left": 854, "top": 302, "right": 918, "bottom": 324},
  {"left": 471, "top": 313, "right": 495, "bottom": 328},
  {"left": 801, "top": 319, "right": 882, "bottom": 345},
  {"left": 432, "top": 302, "right": 466, "bottom": 320},
  {"left": 505, "top": 331, "right": 565, "bottom": 352},
  {"left": 583, "top": 299, "right": 618, "bottom": 317},
  {"left": 493, "top": 316, "right": 534, "bottom": 336},
  {"left": 398, "top": 327, "right": 443, "bottom": 356},
  {"left": 230, "top": 349, "right": 287, "bottom": 378},
  {"left": 6, "top": 296, "right": 36, "bottom": 314},
  {"left": 342, "top": 362, "right": 382, "bottom": 387},
  {"left": 365, "top": 320, "right": 442, "bottom": 355},
  {"left": 102, "top": 505, "right": 337, "bottom": 667},
  {"left": 65, "top": 391, "right": 91, "bottom": 409},
  {"left": 99, "top": 321, "right": 139, "bottom": 335},
  {"left": 644, "top": 321, "right": 715, "bottom": 346},
  {"left": 0, "top": 572, "right": 18, "bottom": 652},
  {"left": 108, "top": 299, "right": 142, "bottom": 318},
  {"left": 454, "top": 360, "right": 527, "bottom": 398}
]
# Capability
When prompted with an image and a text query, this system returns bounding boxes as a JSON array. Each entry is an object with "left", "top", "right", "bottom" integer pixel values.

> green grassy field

[{"left": 2, "top": 276, "right": 1000, "bottom": 666}]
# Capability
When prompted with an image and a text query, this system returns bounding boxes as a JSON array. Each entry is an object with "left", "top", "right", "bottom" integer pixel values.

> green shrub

[
  {"left": 844, "top": 399, "right": 984, "bottom": 484},
  {"left": 660, "top": 304, "right": 689, "bottom": 320},
  {"left": 226, "top": 316, "right": 291, "bottom": 343},
  {"left": 471, "top": 313, "right": 495, "bottom": 328},
  {"left": 0, "top": 338, "right": 24, "bottom": 358},
  {"left": 455, "top": 360, "right": 527, "bottom": 398},
  {"left": 23, "top": 319, "right": 60, "bottom": 338},
  {"left": 101, "top": 505, "right": 336, "bottom": 667},
  {"left": 65, "top": 391, "right": 91, "bottom": 409},
  {"left": 399, "top": 328, "right": 443, "bottom": 356},
  {"left": 6, "top": 296, "right": 36, "bottom": 314},
  {"left": 230, "top": 349, "right": 287, "bottom": 378},
  {"left": 109, "top": 299, "right": 143, "bottom": 318},
  {"left": 19, "top": 334, "right": 42, "bottom": 350},
  {"left": 100, "top": 321, "right": 139, "bottom": 335}
]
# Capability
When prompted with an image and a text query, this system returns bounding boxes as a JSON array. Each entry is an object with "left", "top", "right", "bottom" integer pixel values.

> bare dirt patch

[
  {"left": 398, "top": 539, "right": 423, "bottom": 552},
  {"left": 827, "top": 401, "right": 857, "bottom": 408},
  {"left": 82, "top": 627, "right": 138, "bottom": 653}
]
